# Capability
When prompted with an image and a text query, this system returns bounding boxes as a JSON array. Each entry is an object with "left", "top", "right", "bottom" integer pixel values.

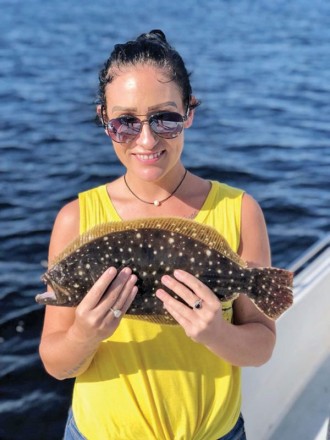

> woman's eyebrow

[
  {"left": 111, "top": 105, "right": 137, "bottom": 112},
  {"left": 148, "top": 101, "right": 178, "bottom": 111}
]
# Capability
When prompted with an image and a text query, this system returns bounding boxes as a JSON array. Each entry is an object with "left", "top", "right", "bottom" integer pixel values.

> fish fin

[
  {"left": 244, "top": 267, "right": 294, "bottom": 320},
  {"left": 50, "top": 217, "right": 246, "bottom": 268}
]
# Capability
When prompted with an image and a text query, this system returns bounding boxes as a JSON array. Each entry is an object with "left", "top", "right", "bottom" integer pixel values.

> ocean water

[{"left": 1, "top": 0, "right": 329, "bottom": 438}]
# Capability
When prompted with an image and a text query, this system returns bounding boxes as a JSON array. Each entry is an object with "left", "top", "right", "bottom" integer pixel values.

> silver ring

[
  {"left": 193, "top": 299, "right": 203, "bottom": 310},
  {"left": 110, "top": 308, "right": 122, "bottom": 318}
]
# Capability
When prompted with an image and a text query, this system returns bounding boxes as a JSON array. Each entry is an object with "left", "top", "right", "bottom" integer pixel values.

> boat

[{"left": 242, "top": 234, "right": 330, "bottom": 440}]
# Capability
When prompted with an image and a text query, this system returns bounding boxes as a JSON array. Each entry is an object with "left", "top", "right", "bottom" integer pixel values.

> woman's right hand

[
  {"left": 39, "top": 266, "right": 138, "bottom": 379},
  {"left": 67, "top": 267, "right": 138, "bottom": 346}
]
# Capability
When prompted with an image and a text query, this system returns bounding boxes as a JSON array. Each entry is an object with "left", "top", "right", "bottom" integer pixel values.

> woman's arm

[
  {"left": 39, "top": 201, "right": 138, "bottom": 380},
  {"left": 156, "top": 193, "right": 276, "bottom": 367}
]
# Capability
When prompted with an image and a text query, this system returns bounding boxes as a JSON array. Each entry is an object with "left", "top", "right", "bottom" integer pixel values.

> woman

[{"left": 39, "top": 30, "right": 276, "bottom": 440}]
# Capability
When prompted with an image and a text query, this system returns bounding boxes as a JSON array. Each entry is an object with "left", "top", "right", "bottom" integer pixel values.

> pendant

[{"left": 153, "top": 200, "right": 160, "bottom": 207}]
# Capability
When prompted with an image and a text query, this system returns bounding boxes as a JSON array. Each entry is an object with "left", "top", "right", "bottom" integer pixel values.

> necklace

[{"left": 124, "top": 169, "right": 188, "bottom": 207}]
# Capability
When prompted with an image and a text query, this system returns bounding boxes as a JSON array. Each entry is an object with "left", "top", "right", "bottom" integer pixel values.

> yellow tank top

[{"left": 73, "top": 181, "right": 244, "bottom": 440}]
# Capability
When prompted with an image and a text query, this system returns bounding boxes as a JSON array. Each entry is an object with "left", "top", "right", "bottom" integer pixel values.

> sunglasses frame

[{"left": 99, "top": 105, "right": 188, "bottom": 144}]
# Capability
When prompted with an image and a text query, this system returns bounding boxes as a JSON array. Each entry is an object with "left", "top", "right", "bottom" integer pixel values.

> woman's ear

[
  {"left": 96, "top": 105, "right": 111, "bottom": 137},
  {"left": 185, "top": 108, "right": 194, "bottom": 128},
  {"left": 96, "top": 104, "right": 104, "bottom": 124},
  {"left": 184, "top": 95, "right": 200, "bottom": 128}
]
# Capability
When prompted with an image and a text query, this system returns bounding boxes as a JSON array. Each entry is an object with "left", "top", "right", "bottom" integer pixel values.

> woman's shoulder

[{"left": 55, "top": 198, "right": 80, "bottom": 230}]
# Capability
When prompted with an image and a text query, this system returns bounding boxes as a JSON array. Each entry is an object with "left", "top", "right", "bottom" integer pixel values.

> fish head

[{"left": 38, "top": 266, "right": 82, "bottom": 306}]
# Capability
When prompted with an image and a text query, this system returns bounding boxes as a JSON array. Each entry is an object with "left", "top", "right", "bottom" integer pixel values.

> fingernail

[
  {"left": 121, "top": 267, "right": 132, "bottom": 275},
  {"left": 173, "top": 269, "right": 183, "bottom": 278}
]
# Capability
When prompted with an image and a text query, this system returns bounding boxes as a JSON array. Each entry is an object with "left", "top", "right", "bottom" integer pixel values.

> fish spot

[
  {"left": 85, "top": 264, "right": 91, "bottom": 269},
  {"left": 206, "top": 250, "right": 212, "bottom": 257},
  {"left": 190, "top": 258, "right": 195, "bottom": 263},
  {"left": 168, "top": 238, "right": 175, "bottom": 244}
]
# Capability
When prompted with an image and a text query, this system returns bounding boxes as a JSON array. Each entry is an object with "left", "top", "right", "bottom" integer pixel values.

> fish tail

[{"left": 245, "top": 267, "right": 294, "bottom": 320}]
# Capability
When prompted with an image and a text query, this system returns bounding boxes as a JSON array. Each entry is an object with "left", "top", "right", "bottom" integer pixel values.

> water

[{"left": 1, "top": 0, "right": 329, "bottom": 438}]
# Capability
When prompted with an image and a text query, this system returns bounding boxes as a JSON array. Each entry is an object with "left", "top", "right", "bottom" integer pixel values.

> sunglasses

[{"left": 103, "top": 111, "right": 188, "bottom": 144}]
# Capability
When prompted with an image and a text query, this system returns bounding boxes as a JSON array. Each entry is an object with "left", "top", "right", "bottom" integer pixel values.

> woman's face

[{"left": 103, "top": 65, "right": 193, "bottom": 183}]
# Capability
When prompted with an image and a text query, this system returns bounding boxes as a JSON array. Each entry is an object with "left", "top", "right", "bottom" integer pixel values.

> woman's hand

[
  {"left": 156, "top": 269, "right": 224, "bottom": 346},
  {"left": 68, "top": 266, "right": 138, "bottom": 346},
  {"left": 40, "top": 266, "right": 138, "bottom": 379},
  {"left": 156, "top": 268, "right": 275, "bottom": 367}
]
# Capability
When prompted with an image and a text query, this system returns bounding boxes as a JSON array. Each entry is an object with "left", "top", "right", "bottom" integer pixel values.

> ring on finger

[
  {"left": 193, "top": 299, "right": 203, "bottom": 310},
  {"left": 110, "top": 308, "right": 122, "bottom": 318}
]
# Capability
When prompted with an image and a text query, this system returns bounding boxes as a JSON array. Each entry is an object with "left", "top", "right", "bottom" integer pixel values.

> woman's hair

[{"left": 98, "top": 30, "right": 200, "bottom": 114}]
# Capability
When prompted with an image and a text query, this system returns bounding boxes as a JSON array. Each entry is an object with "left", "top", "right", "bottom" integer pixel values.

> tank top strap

[
  {"left": 78, "top": 185, "right": 121, "bottom": 234},
  {"left": 194, "top": 181, "right": 244, "bottom": 253}
]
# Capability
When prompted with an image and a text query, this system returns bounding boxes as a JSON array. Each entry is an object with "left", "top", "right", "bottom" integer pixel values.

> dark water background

[{"left": 1, "top": 0, "right": 329, "bottom": 438}]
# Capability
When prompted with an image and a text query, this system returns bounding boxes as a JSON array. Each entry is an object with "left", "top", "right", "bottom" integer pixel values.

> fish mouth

[{"left": 40, "top": 272, "right": 70, "bottom": 305}]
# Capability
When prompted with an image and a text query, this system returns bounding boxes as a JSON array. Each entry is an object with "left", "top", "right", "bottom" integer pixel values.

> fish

[{"left": 36, "top": 217, "right": 293, "bottom": 321}]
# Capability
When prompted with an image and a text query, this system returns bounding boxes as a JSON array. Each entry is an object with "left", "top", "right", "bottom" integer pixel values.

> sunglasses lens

[
  {"left": 107, "top": 116, "right": 141, "bottom": 143},
  {"left": 150, "top": 112, "right": 184, "bottom": 138}
]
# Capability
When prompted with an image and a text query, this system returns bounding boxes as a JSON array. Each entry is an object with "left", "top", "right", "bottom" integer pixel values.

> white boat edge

[{"left": 242, "top": 234, "right": 330, "bottom": 440}]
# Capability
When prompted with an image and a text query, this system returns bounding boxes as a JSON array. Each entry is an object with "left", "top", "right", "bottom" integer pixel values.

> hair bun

[
  {"left": 148, "top": 29, "right": 167, "bottom": 42},
  {"left": 137, "top": 29, "right": 168, "bottom": 46}
]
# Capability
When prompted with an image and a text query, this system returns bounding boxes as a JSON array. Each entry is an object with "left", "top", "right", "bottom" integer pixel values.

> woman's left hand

[{"left": 156, "top": 269, "right": 224, "bottom": 345}]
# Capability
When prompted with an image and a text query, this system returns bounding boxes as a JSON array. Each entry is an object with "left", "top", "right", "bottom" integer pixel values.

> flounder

[{"left": 36, "top": 217, "right": 293, "bottom": 321}]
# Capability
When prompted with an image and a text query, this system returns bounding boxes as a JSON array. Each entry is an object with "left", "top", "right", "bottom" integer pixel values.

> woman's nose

[{"left": 136, "top": 122, "right": 159, "bottom": 149}]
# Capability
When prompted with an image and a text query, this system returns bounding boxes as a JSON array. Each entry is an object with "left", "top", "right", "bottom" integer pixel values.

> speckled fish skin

[{"left": 36, "top": 218, "right": 293, "bottom": 320}]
